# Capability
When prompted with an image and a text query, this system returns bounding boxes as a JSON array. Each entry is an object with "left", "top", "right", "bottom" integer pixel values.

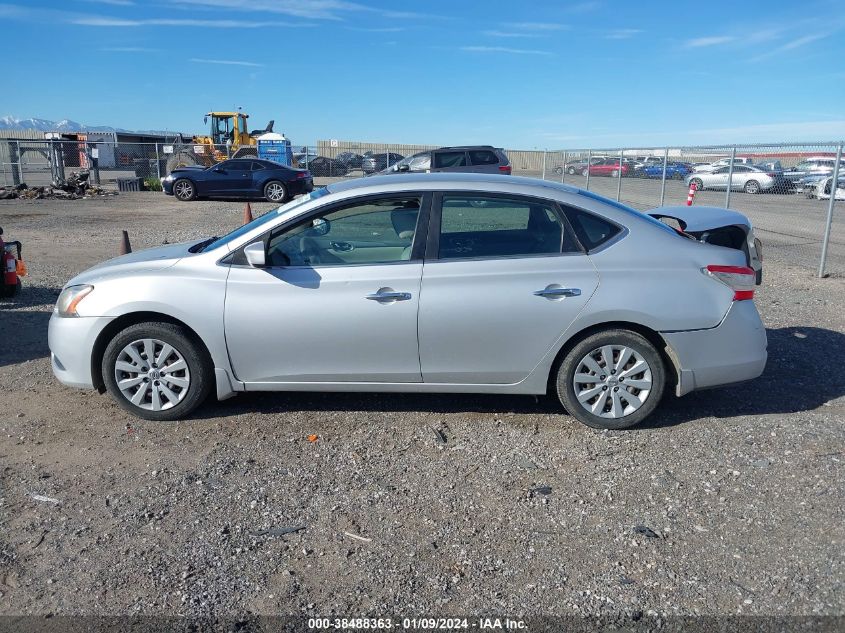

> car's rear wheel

[
  {"left": 264, "top": 180, "right": 287, "bottom": 203},
  {"left": 102, "top": 322, "right": 212, "bottom": 421},
  {"left": 173, "top": 179, "right": 196, "bottom": 201},
  {"left": 690, "top": 177, "right": 704, "bottom": 191},
  {"left": 611, "top": 169, "right": 619, "bottom": 178},
  {"left": 581, "top": 168, "right": 589, "bottom": 176},
  {"left": 568, "top": 166, "right": 577, "bottom": 175},
  {"left": 556, "top": 329, "right": 665, "bottom": 430},
  {"left": 744, "top": 180, "right": 761, "bottom": 194}
]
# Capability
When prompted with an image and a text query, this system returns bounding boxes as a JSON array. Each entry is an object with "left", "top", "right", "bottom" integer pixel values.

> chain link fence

[{"left": 1, "top": 138, "right": 842, "bottom": 276}]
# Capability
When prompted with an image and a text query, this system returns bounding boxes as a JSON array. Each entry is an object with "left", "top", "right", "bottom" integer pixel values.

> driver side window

[{"left": 266, "top": 195, "right": 422, "bottom": 267}]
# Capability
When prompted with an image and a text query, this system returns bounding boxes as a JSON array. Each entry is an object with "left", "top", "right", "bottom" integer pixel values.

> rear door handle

[
  {"left": 534, "top": 286, "right": 581, "bottom": 299},
  {"left": 366, "top": 288, "right": 412, "bottom": 302}
]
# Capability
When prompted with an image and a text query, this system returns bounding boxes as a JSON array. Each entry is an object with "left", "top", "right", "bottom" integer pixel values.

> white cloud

[
  {"left": 483, "top": 30, "right": 542, "bottom": 38},
  {"left": 72, "top": 16, "right": 311, "bottom": 27},
  {"left": 510, "top": 22, "right": 570, "bottom": 31},
  {"left": 102, "top": 46, "right": 159, "bottom": 52},
  {"left": 685, "top": 35, "right": 735, "bottom": 48},
  {"left": 604, "top": 28, "right": 642, "bottom": 39},
  {"left": 169, "top": 0, "right": 444, "bottom": 21},
  {"left": 80, "top": 0, "right": 135, "bottom": 6},
  {"left": 461, "top": 46, "right": 553, "bottom": 56},
  {"left": 750, "top": 32, "right": 833, "bottom": 62},
  {"left": 347, "top": 26, "right": 405, "bottom": 32},
  {"left": 190, "top": 57, "right": 264, "bottom": 67}
]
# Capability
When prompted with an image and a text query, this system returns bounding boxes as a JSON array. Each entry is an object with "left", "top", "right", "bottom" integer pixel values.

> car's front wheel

[
  {"left": 556, "top": 329, "right": 665, "bottom": 430},
  {"left": 581, "top": 168, "right": 590, "bottom": 176},
  {"left": 173, "top": 179, "right": 196, "bottom": 201},
  {"left": 102, "top": 322, "right": 212, "bottom": 421},
  {"left": 264, "top": 180, "right": 287, "bottom": 203}
]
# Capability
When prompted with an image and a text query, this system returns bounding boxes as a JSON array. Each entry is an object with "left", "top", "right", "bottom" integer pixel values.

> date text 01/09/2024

[{"left": 307, "top": 617, "right": 527, "bottom": 630}]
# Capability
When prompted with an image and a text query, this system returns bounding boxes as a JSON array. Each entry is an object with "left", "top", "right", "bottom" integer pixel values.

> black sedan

[
  {"left": 305, "top": 156, "right": 350, "bottom": 177},
  {"left": 162, "top": 158, "right": 313, "bottom": 203},
  {"left": 335, "top": 151, "right": 364, "bottom": 170}
]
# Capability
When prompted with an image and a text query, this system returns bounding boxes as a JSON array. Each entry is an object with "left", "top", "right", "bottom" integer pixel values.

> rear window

[
  {"left": 434, "top": 151, "right": 468, "bottom": 168},
  {"left": 564, "top": 208, "right": 621, "bottom": 251},
  {"left": 468, "top": 150, "right": 499, "bottom": 166}
]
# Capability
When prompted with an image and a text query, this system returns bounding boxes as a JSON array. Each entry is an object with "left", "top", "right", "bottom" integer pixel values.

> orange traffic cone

[
  {"left": 243, "top": 202, "right": 254, "bottom": 224},
  {"left": 119, "top": 230, "right": 132, "bottom": 255}
]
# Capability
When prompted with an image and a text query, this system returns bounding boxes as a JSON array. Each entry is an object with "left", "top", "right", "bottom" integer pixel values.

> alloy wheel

[
  {"left": 266, "top": 182, "right": 286, "bottom": 202},
  {"left": 114, "top": 338, "right": 191, "bottom": 411},
  {"left": 572, "top": 345, "right": 653, "bottom": 419},
  {"left": 174, "top": 180, "right": 194, "bottom": 200}
]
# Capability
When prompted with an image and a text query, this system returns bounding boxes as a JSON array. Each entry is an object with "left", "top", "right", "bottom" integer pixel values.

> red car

[{"left": 582, "top": 158, "right": 630, "bottom": 177}]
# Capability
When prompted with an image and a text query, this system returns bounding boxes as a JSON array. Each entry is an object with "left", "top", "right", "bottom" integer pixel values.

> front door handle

[
  {"left": 534, "top": 286, "right": 581, "bottom": 299},
  {"left": 366, "top": 287, "right": 412, "bottom": 302}
]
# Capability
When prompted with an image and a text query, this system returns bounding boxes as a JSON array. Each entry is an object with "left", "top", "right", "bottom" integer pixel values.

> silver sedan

[
  {"left": 49, "top": 173, "right": 767, "bottom": 429},
  {"left": 686, "top": 165, "right": 778, "bottom": 194}
]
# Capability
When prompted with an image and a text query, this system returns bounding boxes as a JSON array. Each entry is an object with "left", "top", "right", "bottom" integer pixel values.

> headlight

[
  {"left": 162, "top": 174, "right": 174, "bottom": 182},
  {"left": 55, "top": 285, "right": 93, "bottom": 317}
]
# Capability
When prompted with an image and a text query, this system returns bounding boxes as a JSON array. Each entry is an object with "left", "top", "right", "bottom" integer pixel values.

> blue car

[
  {"left": 642, "top": 162, "right": 692, "bottom": 180},
  {"left": 162, "top": 158, "right": 313, "bottom": 203}
]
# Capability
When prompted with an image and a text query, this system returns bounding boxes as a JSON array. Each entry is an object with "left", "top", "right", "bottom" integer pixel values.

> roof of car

[
  {"left": 326, "top": 172, "right": 573, "bottom": 194},
  {"left": 436, "top": 145, "right": 499, "bottom": 151}
]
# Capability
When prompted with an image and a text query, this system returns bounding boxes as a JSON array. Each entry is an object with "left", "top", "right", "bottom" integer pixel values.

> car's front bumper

[
  {"left": 48, "top": 313, "right": 115, "bottom": 389},
  {"left": 662, "top": 300, "right": 767, "bottom": 396}
]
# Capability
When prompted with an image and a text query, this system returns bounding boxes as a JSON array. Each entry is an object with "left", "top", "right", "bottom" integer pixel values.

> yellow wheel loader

[{"left": 165, "top": 112, "right": 274, "bottom": 174}]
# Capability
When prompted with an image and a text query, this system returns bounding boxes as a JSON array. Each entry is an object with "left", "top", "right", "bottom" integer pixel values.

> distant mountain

[
  {"left": 0, "top": 115, "right": 132, "bottom": 132},
  {"left": 0, "top": 115, "right": 180, "bottom": 136}
]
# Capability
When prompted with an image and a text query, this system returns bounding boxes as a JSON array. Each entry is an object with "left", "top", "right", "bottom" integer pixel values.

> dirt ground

[{"left": 0, "top": 192, "right": 843, "bottom": 622}]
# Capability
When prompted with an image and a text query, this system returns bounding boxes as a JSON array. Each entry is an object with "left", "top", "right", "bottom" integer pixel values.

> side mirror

[
  {"left": 213, "top": 167, "right": 224, "bottom": 173},
  {"left": 310, "top": 217, "right": 330, "bottom": 236},
  {"left": 244, "top": 241, "right": 266, "bottom": 267},
  {"left": 397, "top": 164, "right": 410, "bottom": 172}
]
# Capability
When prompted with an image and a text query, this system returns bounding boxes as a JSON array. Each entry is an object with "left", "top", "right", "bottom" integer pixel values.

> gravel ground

[{"left": 0, "top": 192, "right": 843, "bottom": 622}]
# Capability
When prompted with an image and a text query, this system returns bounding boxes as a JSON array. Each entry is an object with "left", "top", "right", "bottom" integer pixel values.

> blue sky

[{"left": 1, "top": 0, "right": 844, "bottom": 149}]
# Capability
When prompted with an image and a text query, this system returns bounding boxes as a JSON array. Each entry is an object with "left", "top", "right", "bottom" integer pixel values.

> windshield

[{"left": 202, "top": 188, "right": 331, "bottom": 251}]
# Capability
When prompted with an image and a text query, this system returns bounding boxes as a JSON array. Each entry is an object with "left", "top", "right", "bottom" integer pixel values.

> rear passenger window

[
  {"left": 468, "top": 150, "right": 498, "bottom": 166},
  {"left": 434, "top": 151, "right": 468, "bottom": 168},
  {"left": 438, "top": 194, "right": 574, "bottom": 260},
  {"left": 564, "top": 208, "right": 622, "bottom": 252},
  {"left": 251, "top": 162, "right": 266, "bottom": 171}
]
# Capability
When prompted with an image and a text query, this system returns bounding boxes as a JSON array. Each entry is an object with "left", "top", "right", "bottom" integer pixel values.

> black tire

[
  {"left": 581, "top": 168, "right": 590, "bottom": 177},
  {"left": 102, "top": 322, "right": 213, "bottom": 421},
  {"left": 567, "top": 166, "right": 577, "bottom": 175},
  {"left": 555, "top": 329, "right": 666, "bottom": 430},
  {"left": 690, "top": 177, "right": 704, "bottom": 191},
  {"left": 0, "top": 279, "right": 21, "bottom": 299},
  {"left": 166, "top": 151, "right": 200, "bottom": 174},
  {"left": 744, "top": 180, "right": 760, "bottom": 194},
  {"left": 264, "top": 180, "right": 288, "bottom": 203},
  {"left": 172, "top": 178, "right": 197, "bottom": 201}
]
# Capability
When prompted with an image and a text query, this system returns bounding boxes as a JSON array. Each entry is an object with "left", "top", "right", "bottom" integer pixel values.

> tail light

[
  {"left": 499, "top": 165, "right": 512, "bottom": 174},
  {"left": 296, "top": 171, "right": 310, "bottom": 179},
  {"left": 703, "top": 265, "right": 755, "bottom": 300}
]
